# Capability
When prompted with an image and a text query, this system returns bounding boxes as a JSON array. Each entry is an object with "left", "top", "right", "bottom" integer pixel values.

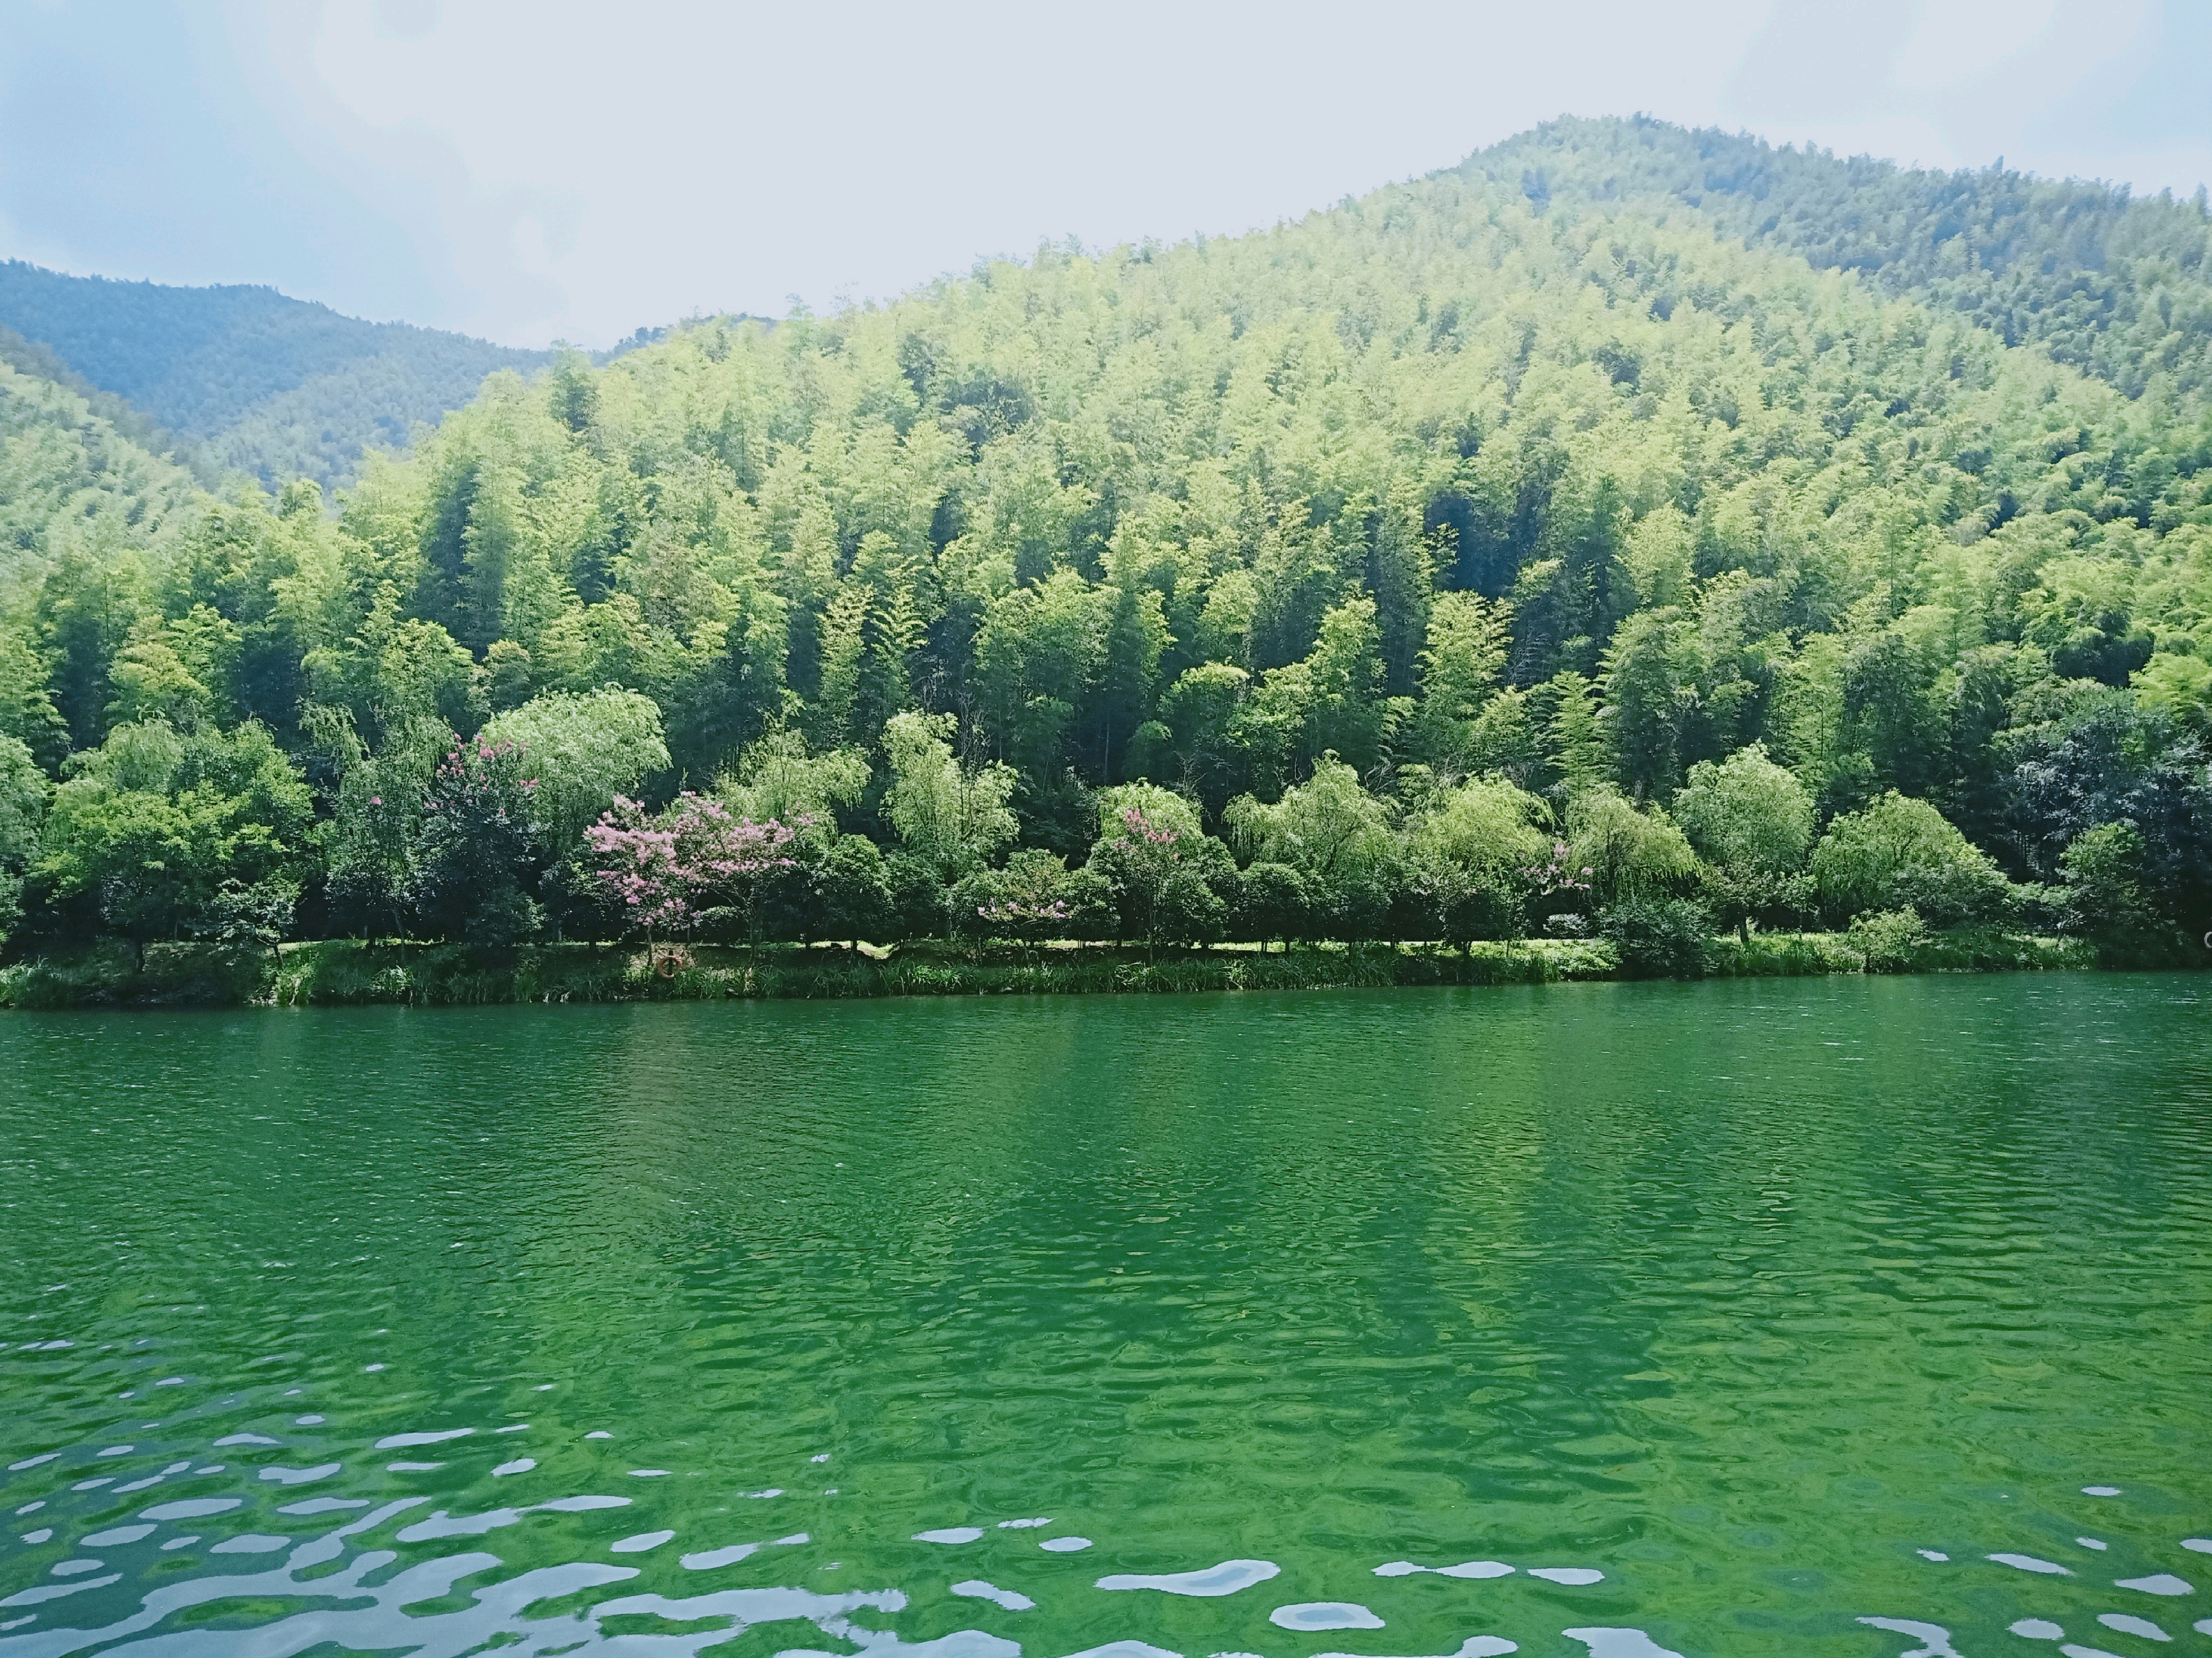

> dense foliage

[
  {"left": 1479, "top": 117, "right": 2212, "bottom": 406},
  {"left": 0, "top": 260, "right": 550, "bottom": 489},
  {"left": 2, "top": 118, "right": 2208, "bottom": 969}
]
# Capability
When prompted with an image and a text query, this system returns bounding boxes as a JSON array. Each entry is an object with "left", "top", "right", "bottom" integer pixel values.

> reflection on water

[
  {"left": 0, "top": 1417, "right": 1644, "bottom": 1655},
  {"left": 2, "top": 975, "right": 2209, "bottom": 1654},
  {"left": 2, "top": 1425, "right": 2203, "bottom": 1657}
]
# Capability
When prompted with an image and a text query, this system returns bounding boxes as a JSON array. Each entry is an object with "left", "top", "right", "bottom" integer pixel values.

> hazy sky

[{"left": 2, "top": 0, "right": 2206, "bottom": 348}]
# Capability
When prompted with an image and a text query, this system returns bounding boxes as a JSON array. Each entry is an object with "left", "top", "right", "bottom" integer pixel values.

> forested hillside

[
  {"left": 0, "top": 261, "right": 550, "bottom": 490},
  {"left": 2, "top": 118, "right": 2207, "bottom": 972},
  {"left": 1475, "top": 117, "right": 2212, "bottom": 404}
]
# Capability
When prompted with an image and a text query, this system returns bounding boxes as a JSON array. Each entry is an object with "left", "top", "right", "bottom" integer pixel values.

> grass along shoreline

[{"left": 0, "top": 929, "right": 2122, "bottom": 1009}]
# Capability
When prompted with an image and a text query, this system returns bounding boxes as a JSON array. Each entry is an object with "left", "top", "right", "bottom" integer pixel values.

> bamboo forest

[{"left": 2, "top": 116, "right": 2209, "bottom": 995}]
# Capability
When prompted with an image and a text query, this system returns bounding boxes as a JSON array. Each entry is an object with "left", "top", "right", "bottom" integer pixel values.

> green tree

[
  {"left": 1566, "top": 787, "right": 1699, "bottom": 909},
  {"left": 2056, "top": 822, "right": 2167, "bottom": 957},
  {"left": 1603, "top": 607, "right": 1702, "bottom": 802},
  {"left": 1671, "top": 743, "right": 1816, "bottom": 938},
  {"left": 1413, "top": 590, "right": 1510, "bottom": 772},
  {"left": 1811, "top": 792, "right": 2012, "bottom": 928},
  {"left": 1402, "top": 775, "right": 1550, "bottom": 945},
  {"left": 0, "top": 734, "right": 47, "bottom": 942},
  {"left": 718, "top": 729, "right": 870, "bottom": 830},
  {"left": 1230, "top": 861, "right": 1309, "bottom": 951},
  {"left": 814, "top": 834, "right": 893, "bottom": 955},
  {"left": 1238, "top": 592, "right": 1392, "bottom": 787},
  {"left": 881, "top": 710, "right": 1019, "bottom": 887},
  {"left": 1159, "top": 662, "right": 1249, "bottom": 808},
  {"left": 481, "top": 687, "right": 671, "bottom": 855},
  {"left": 1226, "top": 757, "right": 1397, "bottom": 932},
  {"left": 34, "top": 719, "right": 312, "bottom": 965}
]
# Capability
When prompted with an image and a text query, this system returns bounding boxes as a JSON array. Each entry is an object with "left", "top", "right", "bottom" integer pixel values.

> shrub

[
  {"left": 1599, "top": 896, "right": 1711, "bottom": 979},
  {"left": 1848, "top": 907, "right": 1931, "bottom": 972}
]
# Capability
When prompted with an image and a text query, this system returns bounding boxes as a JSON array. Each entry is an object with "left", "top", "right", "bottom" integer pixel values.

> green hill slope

[
  {"left": 2, "top": 117, "right": 2207, "bottom": 962},
  {"left": 0, "top": 352, "right": 197, "bottom": 574},
  {"left": 1469, "top": 116, "right": 2212, "bottom": 403},
  {"left": 0, "top": 260, "right": 550, "bottom": 490}
]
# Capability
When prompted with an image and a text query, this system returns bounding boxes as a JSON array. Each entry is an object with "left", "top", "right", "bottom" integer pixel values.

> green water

[{"left": 1, "top": 977, "right": 2209, "bottom": 1658}]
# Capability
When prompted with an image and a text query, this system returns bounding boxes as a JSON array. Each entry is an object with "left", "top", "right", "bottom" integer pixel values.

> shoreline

[{"left": 0, "top": 930, "right": 2132, "bottom": 1009}]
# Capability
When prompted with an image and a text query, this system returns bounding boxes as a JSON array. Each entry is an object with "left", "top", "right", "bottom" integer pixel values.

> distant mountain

[
  {"left": 0, "top": 261, "right": 551, "bottom": 491},
  {"left": 1464, "top": 116, "right": 2212, "bottom": 402},
  {"left": 0, "top": 351, "right": 196, "bottom": 576},
  {"left": 0, "top": 318, "right": 187, "bottom": 462}
]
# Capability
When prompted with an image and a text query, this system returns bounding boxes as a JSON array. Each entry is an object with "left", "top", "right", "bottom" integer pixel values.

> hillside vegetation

[
  {"left": 0, "top": 118, "right": 2206, "bottom": 975},
  {"left": 0, "top": 260, "right": 550, "bottom": 489}
]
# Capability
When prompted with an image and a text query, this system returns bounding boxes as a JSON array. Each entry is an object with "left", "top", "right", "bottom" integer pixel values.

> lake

[{"left": 1, "top": 976, "right": 2208, "bottom": 1657}]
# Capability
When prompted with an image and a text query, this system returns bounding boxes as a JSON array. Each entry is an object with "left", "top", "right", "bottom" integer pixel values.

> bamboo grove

[{"left": 1, "top": 119, "right": 2208, "bottom": 970}]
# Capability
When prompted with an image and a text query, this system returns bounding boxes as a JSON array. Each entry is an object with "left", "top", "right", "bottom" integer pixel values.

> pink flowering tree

[
  {"left": 954, "top": 849, "right": 1073, "bottom": 956},
  {"left": 585, "top": 796, "right": 687, "bottom": 957},
  {"left": 1522, "top": 840, "right": 1594, "bottom": 899},
  {"left": 667, "top": 792, "right": 806, "bottom": 955},
  {"left": 585, "top": 792, "right": 806, "bottom": 960},
  {"left": 1093, "top": 803, "right": 1186, "bottom": 960},
  {"left": 1517, "top": 838, "right": 1596, "bottom": 938}
]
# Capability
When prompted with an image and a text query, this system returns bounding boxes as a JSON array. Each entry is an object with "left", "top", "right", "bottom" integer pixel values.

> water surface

[{"left": 2, "top": 976, "right": 2209, "bottom": 1656}]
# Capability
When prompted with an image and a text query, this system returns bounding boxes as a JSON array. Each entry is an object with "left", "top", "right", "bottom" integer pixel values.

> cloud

[
  {"left": 1891, "top": 0, "right": 2062, "bottom": 91},
  {"left": 1, "top": 0, "right": 2202, "bottom": 348}
]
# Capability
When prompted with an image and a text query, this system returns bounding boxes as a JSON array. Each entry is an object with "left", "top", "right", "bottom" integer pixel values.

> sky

[{"left": 1, "top": 0, "right": 2207, "bottom": 350}]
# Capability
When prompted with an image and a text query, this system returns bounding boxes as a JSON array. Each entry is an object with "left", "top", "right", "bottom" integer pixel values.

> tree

[
  {"left": 954, "top": 849, "right": 1076, "bottom": 954},
  {"left": 585, "top": 792, "right": 801, "bottom": 958},
  {"left": 34, "top": 719, "right": 312, "bottom": 965},
  {"left": 881, "top": 711, "right": 1018, "bottom": 888},
  {"left": 1599, "top": 895, "right": 1714, "bottom": 979},
  {"left": 1413, "top": 590, "right": 1509, "bottom": 772},
  {"left": 2057, "top": 822, "right": 2166, "bottom": 958},
  {"left": 1232, "top": 862, "right": 1309, "bottom": 951},
  {"left": 1603, "top": 607, "right": 1703, "bottom": 802},
  {"left": 313, "top": 708, "right": 445, "bottom": 944},
  {"left": 1159, "top": 662, "right": 1249, "bottom": 808},
  {"left": 815, "top": 834, "right": 893, "bottom": 955},
  {"left": 1086, "top": 789, "right": 1220, "bottom": 959},
  {"left": 974, "top": 569, "right": 1109, "bottom": 776},
  {"left": 481, "top": 688, "right": 670, "bottom": 855},
  {"left": 1565, "top": 787, "right": 1698, "bottom": 910},
  {"left": 1402, "top": 776, "right": 1551, "bottom": 946},
  {"left": 405, "top": 736, "right": 546, "bottom": 946},
  {"left": 0, "top": 735, "right": 48, "bottom": 944},
  {"left": 1226, "top": 757, "right": 1397, "bottom": 935},
  {"left": 1811, "top": 792, "right": 2013, "bottom": 928},
  {"left": 1672, "top": 744, "right": 1816, "bottom": 938},
  {"left": 1238, "top": 593, "right": 1392, "bottom": 788},
  {"left": 719, "top": 729, "right": 870, "bottom": 830}
]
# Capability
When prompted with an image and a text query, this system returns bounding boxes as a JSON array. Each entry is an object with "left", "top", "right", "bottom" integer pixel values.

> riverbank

[{"left": 0, "top": 928, "right": 2112, "bottom": 1008}]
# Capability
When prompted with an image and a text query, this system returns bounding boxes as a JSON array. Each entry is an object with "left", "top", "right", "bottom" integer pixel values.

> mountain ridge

[
  {"left": 0, "top": 259, "right": 552, "bottom": 491},
  {"left": 1457, "top": 116, "right": 2212, "bottom": 402}
]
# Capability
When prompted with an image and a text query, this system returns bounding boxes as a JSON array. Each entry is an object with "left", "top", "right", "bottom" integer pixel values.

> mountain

[
  {"left": 1467, "top": 117, "right": 2212, "bottom": 404},
  {"left": 0, "top": 260, "right": 551, "bottom": 490},
  {"left": 0, "top": 350, "right": 197, "bottom": 572},
  {"left": 2, "top": 116, "right": 2208, "bottom": 958}
]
